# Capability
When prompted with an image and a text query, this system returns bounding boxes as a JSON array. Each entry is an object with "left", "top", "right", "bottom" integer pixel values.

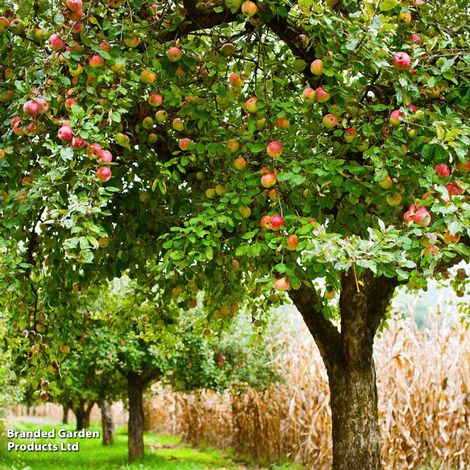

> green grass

[{"left": 0, "top": 420, "right": 303, "bottom": 470}]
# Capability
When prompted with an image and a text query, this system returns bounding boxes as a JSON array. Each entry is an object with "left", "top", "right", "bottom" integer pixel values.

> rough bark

[
  {"left": 127, "top": 374, "right": 145, "bottom": 461},
  {"left": 99, "top": 400, "right": 114, "bottom": 446},
  {"left": 290, "top": 269, "right": 398, "bottom": 470}
]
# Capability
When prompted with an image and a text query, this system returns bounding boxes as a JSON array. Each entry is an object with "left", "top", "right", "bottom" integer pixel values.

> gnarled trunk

[
  {"left": 127, "top": 373, "right": 145, "bottom": 461},
  {"left": 99, "top": 400, "right": 114, "bottom": 445},
  {"left": 290, "top": 269, "right": 397, "bottom": 470}
]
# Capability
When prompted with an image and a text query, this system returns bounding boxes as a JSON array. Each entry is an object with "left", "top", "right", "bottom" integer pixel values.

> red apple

[
  {"left": 89, "top": 55, "right": 105, "bottom": 68},
  {"left": 179, "top": 138, "right": 192, "bottom": 151},
  {"left": 410, "top": 33, "right": 422, "bottom": 46},
  {"left": 23, "top": 100, "right": 40, "bottom": 116},
  {"left": 65, "top": 97, "right": 76, "bottom": 109},
  {"left": 58, "top": 125, "right": 73, "bottom": 142},
  {"left": 267, "top": 141, "right": 282, "bottom": 158},
  {"left": 393, "top": 52, "right": 411, "bottom": 71},
  {"left": 274, "top": 277, "right": 290, "bottom": 291},
  {"left": 315, "top": 86, "right": 330, "bottom": 103},
  {"left": 286, "top": 234, "right": 298, "bottom": 251},
  {"left": 99, "top": 150, "right": 113, "bottom": 163},
  {"left": 100, "top": 41, "right": 111, "bottom": 52},
  {"left": 270, "top": 214, "right": 284, "bottom": 230},
  {"left": 229, "top": 72, "right": 244, "bottom": 87},
  {"left": 167, "top": 47, "right": 182, "bottom": 62},
  {"left": 435, "top": 163, "right": 450, "bottom": 177},
  {"left": 261, "top": 173, "right": 277, "bottom": 188},
  {"left": 72, "top": 136, "right": 88, "bottom": 148},
  {"left": 96, "top": 166, "right": 112, "bottom": 182},
  {"left": 408, "top": 103, "right": 417, "bottom": 114},
  {"left": 446, "top": 181, "right": 465, "bottom": 196},
  {"left": 48, "top": 34, "right": 64, "bottom": 51},
  {"left": 36, "top": 98, "right": 49, "bottom": 113},
  {"left": 389, "top": 110, "right": 402, "bottom": 126},
  {"left": 148, "top": 93, "right": 163, "bottom": 107},
  {"left": 413, "top": 206, "right": 431, "bottom": 226},
  {"left": 66, "top": 0, "right": 82, "bottom": 11}
]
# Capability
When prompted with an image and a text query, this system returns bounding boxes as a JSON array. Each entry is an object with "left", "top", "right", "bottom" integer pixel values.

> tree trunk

[
  {"left": 290, "top": 269, "right": 397, "bottom": 470},
  {"left": 75, "top": 403, "right": 85, "bottom": 431},
  {"left": 328, "top": 359, "right": 381, "bottom": 469},
  {"left": 74, "top": 400, "right": 94, "bottom": 430},
  {"left": 127, "top": 373, "right": 145, "bottom": 461},
  {"left": 62, "top": 405, "right": 69, "bottom": 424},
  {"left": 99, "top": 400, "right": 114, "bottom": 445}
]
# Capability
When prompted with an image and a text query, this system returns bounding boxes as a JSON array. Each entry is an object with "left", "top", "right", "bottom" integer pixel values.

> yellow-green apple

[
  {"left": 241, "top": 1, "right": 257, "bottom": 17},
  {"left": 238, "top": 206, "right": 251, "bottom": 218},
  {"left": 302, "top": 87, "right": 315, "bottom": 102},
  {"left": 310, "top": 59, "right": 324, "bottom": 76},
  {"left": 172, "top": 118, "right": 185, "bottom": 131},
  {"left": 323, "top": 113, "right": 338, "bottom": 129},
  {"left": 443, "top": 231, "right": 460, "bottom": 244},
  {"left": 399, "top": 12, "right": 411, "bottom": 24},
  {"left": 141, "top": 69, "right": 156, "bottom": 84},
  {"left": 155, "top": 110, "right": 168, "bottom": 122},
  {"left": 379, "top": 175, "right": 393, "bottom": 189},
  {"left": 206, "top": 188, "right": 216, "bottom": 198},
  {"left": 234, "top": 156, "right": 247, "bottom": 170},
  {"left": 386, "top": 193, "right": 402, "bottom": 206},
  {"left": 245, "top": 97, "right": 258, "bottom": 113},
  {"left": 142, "top": 116, "right": 154, "bottom": 129}
]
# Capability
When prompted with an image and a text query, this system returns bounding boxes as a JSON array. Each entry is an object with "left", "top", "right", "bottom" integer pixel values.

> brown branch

[{"left": 289, "top": 283, "right": 342, "bottom": 367}]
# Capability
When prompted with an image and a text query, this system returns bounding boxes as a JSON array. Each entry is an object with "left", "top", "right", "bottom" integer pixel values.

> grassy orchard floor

[{"left": 0, "top": 419, "right": 302, "bottom": 469}]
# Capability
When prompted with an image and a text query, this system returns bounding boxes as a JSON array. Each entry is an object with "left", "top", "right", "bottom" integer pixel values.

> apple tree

[{"left": 0, "top": 0, "right": 469, "bottom": 468}]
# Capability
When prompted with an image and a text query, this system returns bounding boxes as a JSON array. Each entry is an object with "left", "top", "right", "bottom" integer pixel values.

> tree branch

[{"left": 289, "top": 283, "right": 342, "bottom": 367}]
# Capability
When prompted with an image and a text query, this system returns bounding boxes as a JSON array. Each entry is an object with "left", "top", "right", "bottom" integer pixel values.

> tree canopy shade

[{"left": 0, "top": 0, "right": 469, "bottom": 468}]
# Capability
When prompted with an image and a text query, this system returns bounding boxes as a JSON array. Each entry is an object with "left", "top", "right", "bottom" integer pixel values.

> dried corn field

[{"left": 144, "top": 312, "right": 470, "bottom": 469}]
